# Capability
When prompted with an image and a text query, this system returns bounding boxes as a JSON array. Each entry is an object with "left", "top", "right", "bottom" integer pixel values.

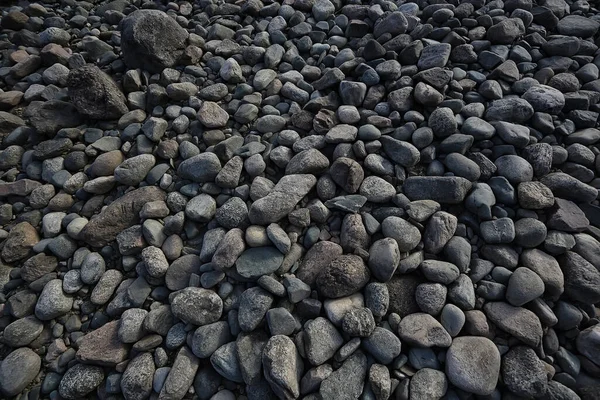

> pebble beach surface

[{"left": 1, "top": 0, "right": 600, "bottom": 399}]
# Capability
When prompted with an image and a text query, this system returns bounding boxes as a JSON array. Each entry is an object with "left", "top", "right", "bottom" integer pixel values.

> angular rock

[
  {"left": 68, "top": 65, "right": 128, "bottom": 119},
  {"left": 317, "top": 255, "right": 370, "bottom": 298},
  {"left": 319, "top": 351, "right": 367, "bottom": 400},
  {"left": 121, "top": 10, "right": 188, "bottom": 73},
  {"left": 76, "top": 320, "right": 128, "bottom": 366},
  {"left": 560, "top": 251, "right": 600, "bottom": 304},
  {"left": 398, "top": 313, "right": 452, "bottom": 347},
  {"left": 484, "top": 302, "right": 543, "bottom": 347},
  {"left": 1, "top": 221, "right": 39, "bottom": 263},
  {"left": 304, "top": 317, "right": 344, "bottom": 365},
  {"left": 502, "top": 346, "right": 548, "bottom": 398},
  {"left": 262, "top": 335, "right": 303, "bottom": 400}
]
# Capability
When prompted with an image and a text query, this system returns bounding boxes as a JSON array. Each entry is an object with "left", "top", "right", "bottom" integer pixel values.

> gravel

[{"left": 2, "top": 1, "right": 600, "bottom": 399}]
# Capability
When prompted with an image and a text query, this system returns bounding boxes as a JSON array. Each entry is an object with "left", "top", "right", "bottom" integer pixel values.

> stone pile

[{"left": 1, "top": 0, "right": 600, "bottom": 399}]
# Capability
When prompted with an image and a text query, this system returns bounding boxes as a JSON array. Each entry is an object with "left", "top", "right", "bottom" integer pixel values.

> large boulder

[
  {"left": 68, "top": 65, "right": 128, "bottom": 119},
  {"left": 120, "top": 10, "right": 189, "bottom": 73}
]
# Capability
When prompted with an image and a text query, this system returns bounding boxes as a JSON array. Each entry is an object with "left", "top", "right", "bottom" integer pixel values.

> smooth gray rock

[
  {"left": 362, "top": 326, "right": 402, "bottom": 364},
  {"left": 2, "top": 315, "right": 43, "bottom": 347},
  {"left": 0, "top": 347, "right": 41, "bottom": 397},
  {"left": 367, "top": 238, "right": 400, "bottom": 282},
  {"left": 381, "top": 216, "right": 421, "bottom": 253},
  {"left": 237, "top": 331, "right": 269, "bottom": 385},
  {"left": 410, "top": 368, "right": 448, "bottom": 400},
  {"left": 238, "top": 287, "right": 274, "bottom": 332},
  {"left": 398, "top": 313, "right": 452, "bottom": 347},
  {"left": 506, "top": 267, "right": 545, "bottom": 306},
  {"left": 211, "top": 342, "right": 244, "bottom": 383},
  {"left": 118, "top": 308, "right": 148, "bottom": 343},
  {"left": 178, "top": 153, "right": 222, "bottom": 183},
  {"left": 160, "top": 347, "right": 200, "bottom": 399},
  {"left": 236, "top": 247, "right": 284, "bottom": 280},
  {"left": 446, "top": 336, "right": 500, "bottom": 395}
]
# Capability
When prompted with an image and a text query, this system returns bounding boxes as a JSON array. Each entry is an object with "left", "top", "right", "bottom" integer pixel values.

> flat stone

[
  {"left": 76, "top": 320, "right": 128, "bottom": 366},
  {"left": 403, "top": 176, "right": 472, "bottom": 204},
  {"left": 398, "top": 313, "right": 452, "bottom": 347},
  {"left": 249, "top": 174, "right": 316, "bottom": 225},
  {"left": 0, "top": 179, "right": 41, "bottom": 197},
  {"left": 484, "top": 302, "right": 543, "bottom": 347},
  {"left": 236, "top": 247, "right": 284, "bottom": 280},
  {"left": 79, "top": 186, "right": 165, "bottom": 247}
]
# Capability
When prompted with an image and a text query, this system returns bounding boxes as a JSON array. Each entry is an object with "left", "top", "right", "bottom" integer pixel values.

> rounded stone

[
  {"left": 0, "top": 348, "right": 41, "bottom": 397},
  {"left": 317, "top": 255, "right": 370, "bottom": 298},
  {"left": 446, "top": 336, "right": 501, "bottom": 396}
]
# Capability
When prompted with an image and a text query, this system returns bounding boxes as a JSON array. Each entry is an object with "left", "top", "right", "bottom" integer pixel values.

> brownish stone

[
  {"left": 76, "top": 320, "right": 129, "bottom": 367},
  {"left": 1, "top": 222, "right": 39, "bottom": 263}
]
